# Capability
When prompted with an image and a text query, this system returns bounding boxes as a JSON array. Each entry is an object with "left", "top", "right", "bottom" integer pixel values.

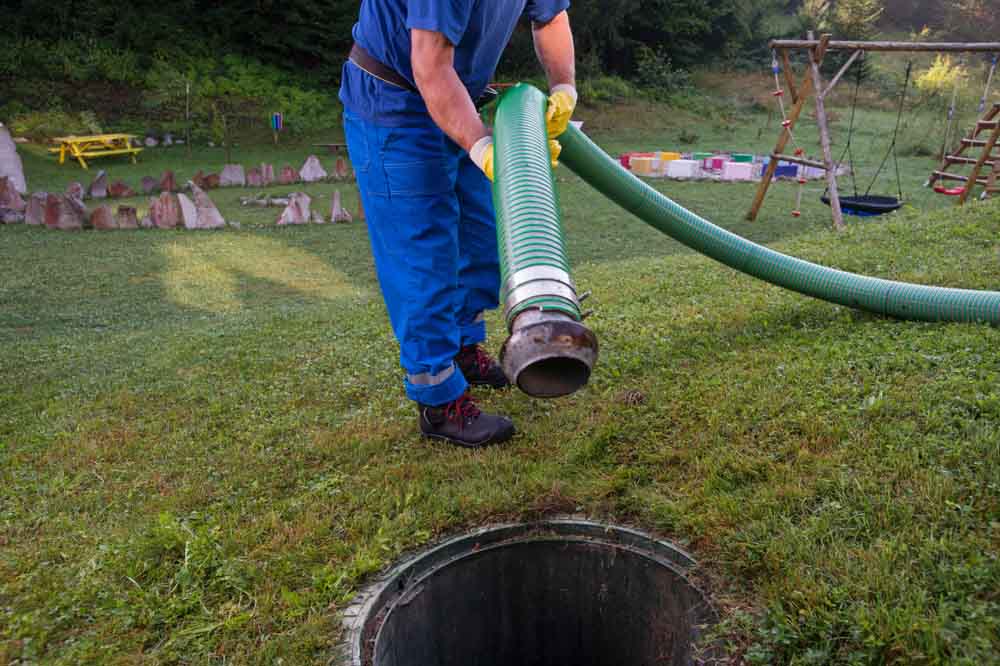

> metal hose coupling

[{"left": 492, "top": 84, "right": 598, "bottom": 398}]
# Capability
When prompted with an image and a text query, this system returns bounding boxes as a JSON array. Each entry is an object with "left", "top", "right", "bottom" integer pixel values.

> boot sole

[{"left": 421, "top": 427, "right": 516, "bottom": 449}]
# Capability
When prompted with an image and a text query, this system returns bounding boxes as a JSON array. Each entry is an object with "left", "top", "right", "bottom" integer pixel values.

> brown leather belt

[
  {"left": 349, "top": 43, "right": 500, "bottom": 110},
  {"left": 349, "top": 43, "right": 418, "bottom": 93}
]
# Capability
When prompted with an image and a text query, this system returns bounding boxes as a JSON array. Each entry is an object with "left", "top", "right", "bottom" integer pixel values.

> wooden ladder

[{"left": 928, "top": 102, "right": 1000, "bottom": 203}]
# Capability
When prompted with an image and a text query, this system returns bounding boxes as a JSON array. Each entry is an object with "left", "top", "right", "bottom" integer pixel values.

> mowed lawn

[{"left": 2, "top": 95, "right": 1000, "bottom": 665}]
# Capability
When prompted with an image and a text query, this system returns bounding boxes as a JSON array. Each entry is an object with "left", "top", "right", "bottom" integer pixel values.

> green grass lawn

[{"left": 2, "top": 90, "right": 1000, "bottom": 665}]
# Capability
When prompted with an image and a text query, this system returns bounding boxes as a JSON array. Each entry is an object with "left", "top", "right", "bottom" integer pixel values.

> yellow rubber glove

[
  {"left": 548, "top": 139, "right": 562, "bottom": 169},
  {"left": 545, "top": 84, "right": 578, "bottom": 139},
  {"left": 469, "top": 136, "right": 494, "bottom": 182}
]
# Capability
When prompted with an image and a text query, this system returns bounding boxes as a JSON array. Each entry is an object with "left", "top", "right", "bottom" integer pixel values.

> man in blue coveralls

[{"left": 340, "top": 1, "right": 578, "bottom": 448}]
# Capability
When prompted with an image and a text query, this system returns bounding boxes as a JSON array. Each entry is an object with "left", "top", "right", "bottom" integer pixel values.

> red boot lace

[
  {"left": 445, "top": 394, "right": 481, "bottom": 425},
  {"left": 465, "top": 345, "right": 494, "bottom": 377}
]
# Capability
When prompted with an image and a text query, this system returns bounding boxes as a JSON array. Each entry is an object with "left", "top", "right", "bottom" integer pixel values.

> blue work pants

[{"left": 343, "top": 110, "right": 501, "bottom": 406}]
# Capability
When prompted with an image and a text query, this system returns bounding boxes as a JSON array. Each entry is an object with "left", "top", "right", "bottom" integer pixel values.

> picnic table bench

[{"left": 49, "top": 134, "right": 143, "bottom": 169}]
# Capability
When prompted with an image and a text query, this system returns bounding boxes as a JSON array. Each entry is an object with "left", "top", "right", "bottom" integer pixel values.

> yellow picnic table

[{"left": 48, "top": 134, "right": 143, "bottom": 169}]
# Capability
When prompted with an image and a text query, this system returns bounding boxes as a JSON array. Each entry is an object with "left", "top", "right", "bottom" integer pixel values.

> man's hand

[
  {"left": 546, "top": 84, "right": 577, "bottom": 139},
  {"left": 470, "top": 136, "right": 495, "bottom": 181}
]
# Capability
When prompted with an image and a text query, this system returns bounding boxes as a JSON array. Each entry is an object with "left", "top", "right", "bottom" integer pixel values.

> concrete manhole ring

[{"left": 338, "top": 519, "right": 718, "bottom": 666}]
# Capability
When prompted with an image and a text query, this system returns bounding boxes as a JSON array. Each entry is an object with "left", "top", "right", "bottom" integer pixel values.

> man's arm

[
  {"left": 532, "top": 10, "right": 575, "bottom": 90},
  {"left": 411, "top": 28, "right": 489, "bottom": 152}
]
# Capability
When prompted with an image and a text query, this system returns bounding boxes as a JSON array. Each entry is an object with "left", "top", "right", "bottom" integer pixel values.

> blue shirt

[{"left": 340, "top": 0, "right": 570, "bottom": 127}]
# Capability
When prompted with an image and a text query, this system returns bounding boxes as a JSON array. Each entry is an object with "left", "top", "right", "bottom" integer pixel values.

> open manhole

[{"left": 341, "top": 519, "right": 718, "bottom": 666}]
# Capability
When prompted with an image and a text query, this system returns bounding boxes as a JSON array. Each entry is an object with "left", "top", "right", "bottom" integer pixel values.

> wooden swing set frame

[{"left": 747, "top": 33, "right": 1000, "bottom": 230}]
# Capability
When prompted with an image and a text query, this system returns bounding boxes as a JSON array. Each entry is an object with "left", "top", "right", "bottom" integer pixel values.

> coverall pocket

[{"left": 383, "top": 159, "right": 453, "bottom": 197}]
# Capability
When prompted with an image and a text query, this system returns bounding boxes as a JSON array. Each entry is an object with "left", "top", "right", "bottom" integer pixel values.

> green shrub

[
  {"left": 635, "top": 46, "right": 692, "bottom": 101},
  {"left": 578, "top": 76, "right": 638, "bottom": 104},
  {"left": 9, "top": 111, "right": 103, "bottom": 140}
]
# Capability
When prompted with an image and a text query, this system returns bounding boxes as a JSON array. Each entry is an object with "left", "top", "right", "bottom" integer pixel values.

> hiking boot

[
  {"left": 419, "top": 393, "right": 515, "bottom": 448},
  {"left": 456, "top": 344, "right": 510, "bottom": 389}
]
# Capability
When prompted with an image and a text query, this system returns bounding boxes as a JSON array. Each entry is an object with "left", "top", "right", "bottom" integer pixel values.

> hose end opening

[{"left": 501, "top": 310, "right": 598, "bottom": 398}]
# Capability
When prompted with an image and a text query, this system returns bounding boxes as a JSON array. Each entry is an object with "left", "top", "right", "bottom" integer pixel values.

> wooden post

[
  {"left": 746, "top": 70, "right": 815, "bottom": 221},
  {"left": 780, "top": 48, "right": 799, "bottom": 103},
  {"left": 959, "top": 122, "right": 1000, "bottom": 204},
  {"left": 808, "top": 33, "right": 845, "bottom": 230}
]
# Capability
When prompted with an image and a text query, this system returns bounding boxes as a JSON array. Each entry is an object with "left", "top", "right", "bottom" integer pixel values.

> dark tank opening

[{"left": 346, "top": 521, "right": 717, "bottom": 666}]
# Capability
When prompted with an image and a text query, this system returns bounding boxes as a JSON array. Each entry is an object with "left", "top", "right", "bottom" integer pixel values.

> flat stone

[
  {"left": 0, "top": 125, "right": 28, "bottom": 194},
  {"left": 159, "top": 170, "right": 176, "bottom": 193},
  {"left": 277, "top": 192, "right": 311, "bottom": 225},
  {"left": 278, "top": 166, "right": 300, "bottom": 185},
  {"left": 141, "top": 176, "right": 158, "bottom": 194},
  {"left": 246, "top": 167, "right": 263, "bottom": 187},
  {"left": 116, "top": 206, "right": 139, "bottom": 229},
  {"left": 190, "top": 183, "right": 226, "bottom": 229},
  {"left": 1, "top": 209, "right": 24, "bottom": 224},
  {"left": 299, "top": 155, "right": 328, "bottom": 183},
  {"left": 0, "top": 176, "right": 26, "bottom": 212},
  {"left": 149, "top": 192, "right": 180, "bottom": 229},
  {"left": 261, "top": 163, "right": 275, "bottom": 185},
  {"left": 202, "top": 173, "right": 220, "bottom": 189},
  {"left": 25, "top": 192, "right": 47, "bottom": 225},
  {"left": 45, "top": 194, "right": 84, "bottom": 231},
  {"left": 88, "top": 170, "right": 108, "bottom": 199},
  {"left": 220, "top": 164, "right": 246, "bottom": 187},
  {"left": 331, "top": 190, "right": 352, "bottom": 223},
  {"left": 108, "top": 180, "right": 136, "bottom": 198},
  {"left": 90, "top": 205, "right": 118, "bottom": 230},
  {"left": 178, "top": 193, "right": 199, "bottom": 229}
]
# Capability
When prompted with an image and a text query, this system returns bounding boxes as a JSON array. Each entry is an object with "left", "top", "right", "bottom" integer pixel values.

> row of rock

[
  {"left": 276, "top": 191, "right": 354, "bottom": 225},
  {"left": 5, "top": 179, "right": 228, "bottom": 231},
  {"left": 66, "top": 155, "right": 353, "bottom": 204}
]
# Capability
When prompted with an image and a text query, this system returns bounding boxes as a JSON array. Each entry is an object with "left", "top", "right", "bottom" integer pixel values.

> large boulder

[
  {"left": 220, "top": 164, "right": 246, "bottom": 187},
  {"left": 299, "top": 155, "right": 328, "bottom": 183},
  {"left": 278, "top": 165, "right": 299, "bottom": 185},
  {"left": 88, "top": 170, "right": 109, "bottom": 199},
  {"left": 178, "top": 193, "right": 199, "bottom": 230},
  {"left": 276, "top": 192, "right": 311, "bottom": 225},
  {"left": 0, "top": 124, "right": 27, "bottom": 194},
  {"left": 45, "top": 194, "right": 84, "bottom": 231},
  {"left": 25, "top": 192, "right": 47, "bottom": 225},
  {"left": 90, "top": 205, "right": 118, "bottom": 230},
  {"left": 190, "top": 183, "right": 226, "bottom": 229},
  {"left": 149, "top": 192, "right": 180, "bottom": 229},
  {"left": 116, "top": 206, "right": 139, "bottom": 229},
  {"left": 0, "top": 176, "right": 26, "bottom": 212},
  {"left": 331, "top": 190, "right": 352, "bottom": 223}
]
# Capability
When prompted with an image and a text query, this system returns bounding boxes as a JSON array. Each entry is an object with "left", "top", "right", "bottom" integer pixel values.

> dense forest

[{"left": 3, "top": 0, "right": 997, "bottom": 134}]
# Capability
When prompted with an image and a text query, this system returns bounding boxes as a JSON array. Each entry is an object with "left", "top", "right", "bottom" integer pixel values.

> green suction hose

[
  {"left": 493, "top": 84, "right": 583, "bottom": 328},
  {"left": 556, "top": 120, "right": 1000, "bottom": 324},
  {"left": 492, "top": 84, "right": 597, "bottom": 398}
]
